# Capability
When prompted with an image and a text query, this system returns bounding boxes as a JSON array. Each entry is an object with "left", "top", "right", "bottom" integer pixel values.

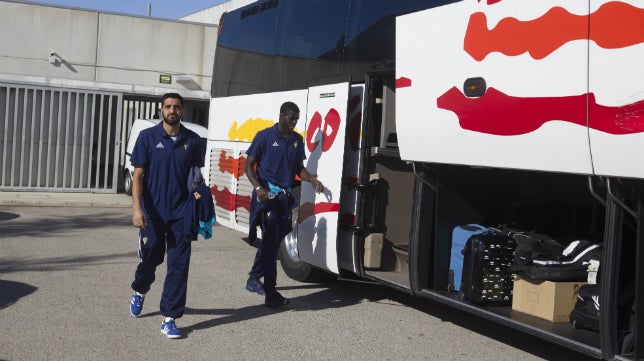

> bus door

[
  {"left": 297, "top": 82, "right": 351, "bottom": 274},
  {"left": 587, "top": 0, "right": 644, "bottom": 179},
  {"left": 361, "top": 75, "right": 415, "bottom": 289}
]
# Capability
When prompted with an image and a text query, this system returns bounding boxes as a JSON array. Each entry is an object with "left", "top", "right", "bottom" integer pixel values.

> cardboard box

[
  {"left": 512, "top": 275, "right": 586, "bottom": 322},
  {"left": 363, "top": 233, "right": 383, "bottom": 269}
]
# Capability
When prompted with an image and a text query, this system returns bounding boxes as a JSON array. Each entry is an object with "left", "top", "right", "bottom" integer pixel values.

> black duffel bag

[{"left": 505, "top": 231, "right": 602, "bottom": 281}]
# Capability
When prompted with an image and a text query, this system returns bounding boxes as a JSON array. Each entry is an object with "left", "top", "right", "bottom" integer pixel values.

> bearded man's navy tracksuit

[{"left": 130, "top": 121, "right": 203, "bottom": 319}]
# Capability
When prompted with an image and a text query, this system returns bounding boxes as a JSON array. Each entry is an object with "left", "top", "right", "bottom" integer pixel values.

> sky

[{"left": 25, "top": 0, "right": 228, "bottom": 20}]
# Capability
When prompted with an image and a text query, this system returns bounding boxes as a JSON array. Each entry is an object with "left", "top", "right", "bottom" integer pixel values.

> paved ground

[
  {"left": 0, "top": 193, "right": 596, "bottom": 361},
  {"left": 0, "top": 191, "right": 132, "bottom": 208}
]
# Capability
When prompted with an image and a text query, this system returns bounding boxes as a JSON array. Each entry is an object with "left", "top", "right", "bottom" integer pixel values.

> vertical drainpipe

[{"left": 94, "top": 12, "right": 100, "bottom": 82}]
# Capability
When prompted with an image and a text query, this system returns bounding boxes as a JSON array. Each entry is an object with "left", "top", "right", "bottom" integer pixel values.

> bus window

[
  {"left": 216, "top": 0, "right": 279, "bottom": 56},
  {"left": 212, "top": 0, "right": 461, "bottom": 98},
  {"left": 275, "top": 0, "right": 347, "bottom": 60},
  {"left": 212, "top": 1, "right": 281, "bottom": 97}
]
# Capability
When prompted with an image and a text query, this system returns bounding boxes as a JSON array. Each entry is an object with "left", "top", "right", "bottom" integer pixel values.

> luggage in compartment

[
  {"left": 460, "top": 231, "right": 516, "bottom": 305},
  {"left": 449, "top": 224, "right": 486, "bottom": 291},
  {"left": 569, "top": 284, "right": 599, "bottom": 331},
  {"left": 510, "top": 233, "right": 603, "bottom": 282}
]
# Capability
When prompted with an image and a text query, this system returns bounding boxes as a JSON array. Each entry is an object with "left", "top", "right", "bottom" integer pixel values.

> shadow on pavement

[
  {"left": 0, "top": 211, "right": 131, "bottom": 238},
  {"left": 0, "top": 279, "right": 38, "bottom": 309},
  {"left": 0, "top": 252, "right": 134, "bottom": 274},
  {"left": 0, "top": 211, "right": 20, "bottom": 221},
  {"left": 181, "top": 280, "right": 394, "bottom": 337}
]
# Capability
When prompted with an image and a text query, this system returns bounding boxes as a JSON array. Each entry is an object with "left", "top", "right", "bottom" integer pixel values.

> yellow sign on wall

[{"left": 159, "top": 75, "right": 172, "bottom": 84}]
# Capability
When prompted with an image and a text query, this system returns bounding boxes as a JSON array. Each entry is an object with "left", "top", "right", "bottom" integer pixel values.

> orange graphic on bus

[
  {"left": 464, "top": 2, "right": 644, "bottom": 61},
  {"left": 217, "top": 150, "right": 246, "bottom": 179}
]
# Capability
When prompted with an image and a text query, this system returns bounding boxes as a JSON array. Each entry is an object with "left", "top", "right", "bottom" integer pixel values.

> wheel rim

[
  {"left": 283, "top": 208, "right": 300, "bottom": 262},
  {"left": 124, "top": 172, "right": 132, "bottom": 191}
]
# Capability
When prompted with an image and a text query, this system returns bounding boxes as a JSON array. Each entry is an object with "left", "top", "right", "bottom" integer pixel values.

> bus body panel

[
  {"left": 207, "top": 90, "right": 309, "bottom": 142},
  {"left": 206, "top": 140, "right": 249, "bottom": 232},
  {"left": 206, "top": 84, "right": 351, "bottom": 275},
  {"left": 396, "top": 1, "right": 593, "bottom": 174},
  {"left": 207, "top": 1, "right": 644, "bottom": 358},
  {"left": 206, "top": 90, "right": 309, "bottom": 233},
  {"left": 587, "top": 0, "right": 644, "bottom": 178},
  {"left": 297, "top": 83, "right": 352, "bottom": 275}
]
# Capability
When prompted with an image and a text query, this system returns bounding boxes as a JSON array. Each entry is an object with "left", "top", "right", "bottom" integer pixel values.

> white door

[
  {"left": 587, "top": 0, "right": 644, "bottom": 179},
  {"left": 396, "top": 1, "right": 593, "bottom": 174},
  {"left": 297, "top": 83, "right": 351, "bottom": 274}
]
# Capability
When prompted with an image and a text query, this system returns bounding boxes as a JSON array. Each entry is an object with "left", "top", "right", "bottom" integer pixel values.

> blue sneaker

[
  {"left": 160, "top": 318, "right": 181, "bottom": 339},
  {"left": 130, "top": 292, "right": 145, "bottom": 317},
  {"left": 245, "top": 277, "right": 265, "bottom": 296}
]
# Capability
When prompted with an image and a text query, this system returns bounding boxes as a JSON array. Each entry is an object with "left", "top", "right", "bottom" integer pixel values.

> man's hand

[
  {"left": 310, "top": 178, "right": 324, "bottom": 193},
  {"left": 255, "top": 186, "right": 269, "bottom": 202},
  {"left": 133, "top": 208, "right": 146, "bottom": 228}
]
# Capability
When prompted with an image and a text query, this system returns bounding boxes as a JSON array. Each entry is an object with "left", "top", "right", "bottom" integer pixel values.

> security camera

[{"left": 48, "top": 52, "right": 58, "bottom": 64}]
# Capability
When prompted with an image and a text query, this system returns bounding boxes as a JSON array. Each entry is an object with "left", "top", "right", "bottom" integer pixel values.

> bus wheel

[
  {"left": 124, "top": 171, "right": 133, "bottom": 196},
  {"left": 278, "top": 231, "right": 329, "bottom": 283}
]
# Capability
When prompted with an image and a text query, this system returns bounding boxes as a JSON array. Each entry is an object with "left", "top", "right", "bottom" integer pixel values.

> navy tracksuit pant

[
  {"left": 248, "top": 191, "right": 294, "bottom": 295},
  {"left": 131, "top": 218, "right": 191, "bottom": 319}
]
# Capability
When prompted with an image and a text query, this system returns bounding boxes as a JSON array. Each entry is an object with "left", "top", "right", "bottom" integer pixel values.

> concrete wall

[{"left": 0, "top": 1, "right": 217, "bottom": 99}]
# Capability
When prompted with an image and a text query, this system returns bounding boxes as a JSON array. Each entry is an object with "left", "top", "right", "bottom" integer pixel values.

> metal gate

[{"left": 0, "top": 83, "right": 122, "bottom": 192}]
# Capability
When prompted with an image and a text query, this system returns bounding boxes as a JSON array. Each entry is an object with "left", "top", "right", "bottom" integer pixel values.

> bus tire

[
  {"left": 278, "top": 233, "right": 330, "bottom": 283},
  {"left": 124, "top": 170, "right": 133, "bottom": 196}
]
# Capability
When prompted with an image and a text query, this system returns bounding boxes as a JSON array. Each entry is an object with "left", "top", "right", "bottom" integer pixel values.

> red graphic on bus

[
  {"left": 465, "top": 2, "right": 644, "bottom": 61},
  {"left": 477, "top": 0, "right": 502, "bottom": 4},
  {"left": 298, "top": 202, "right": 341, "bottom": 223},
  {"left": 306, "top": 108, "right": 342, "bottom": 152},
  {"left": 396, "top": 77, "right": 412, "bottom": 89},
  {"left": 236, "top": 193, "right": 251, "bottom": 213},
  {"left": 211, "top": 185, "right": 234, "bottom": 211},
  {"left": 437, "top": 86, "right": 644, "bottom": 135},
  {"left": 210, "top": 185, "right": 251, "bottom": 212}
]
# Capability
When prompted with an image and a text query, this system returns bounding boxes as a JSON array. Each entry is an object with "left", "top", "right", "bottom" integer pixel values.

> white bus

[{"left": 204, "top": 1, "right": 644, "bottom": 359}]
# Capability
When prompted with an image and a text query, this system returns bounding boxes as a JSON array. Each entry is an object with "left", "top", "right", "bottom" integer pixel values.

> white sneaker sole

[{"left": 161, "top": 328, "right": 181, "bottom": 339}]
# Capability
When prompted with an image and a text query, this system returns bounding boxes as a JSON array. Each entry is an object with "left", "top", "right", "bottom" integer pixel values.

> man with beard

[{"left": 128, "top": 93, "right": 204, "bottom": 338}]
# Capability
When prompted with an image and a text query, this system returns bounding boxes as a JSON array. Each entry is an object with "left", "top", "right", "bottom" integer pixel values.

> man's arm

[
  {"left": 297, "top": 164, "right": 324, "bottom": 193},
  {"left": 132, "top": 167, "right": 146, "bottom": 228},
  {"left": 246, "top": 155, "right": 269, "bottom": 201}
]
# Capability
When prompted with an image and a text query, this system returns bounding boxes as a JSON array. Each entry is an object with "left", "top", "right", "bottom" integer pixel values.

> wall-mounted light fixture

[{"left": 175, "top": 75, "right": 201, "bottom": 90}]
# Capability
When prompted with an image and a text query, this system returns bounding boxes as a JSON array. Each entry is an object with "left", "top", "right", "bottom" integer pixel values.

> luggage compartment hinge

[{"left": 342, "top": 177, "right": 381, "bottom": 235}]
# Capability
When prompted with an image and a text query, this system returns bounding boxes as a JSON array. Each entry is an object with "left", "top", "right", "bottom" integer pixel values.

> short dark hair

[
  {"left": 162, "top": 93, "right": 184, "bottom": 107},
  {"left": 280, "top": 101, "right": 299, "bottom": 116}
]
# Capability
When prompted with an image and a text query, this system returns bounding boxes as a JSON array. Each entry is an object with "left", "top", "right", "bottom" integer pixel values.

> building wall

[{"left": 0, "top": 1, "right": 217, "bottom": 99}]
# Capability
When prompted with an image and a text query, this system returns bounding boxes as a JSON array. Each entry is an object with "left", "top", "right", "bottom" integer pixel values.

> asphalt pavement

[
  {"left": 0, "top": 191, "right": 132, "bottom": 208},
  {"left": 0, "top": 193, "right": 596, "bottom": 361}
]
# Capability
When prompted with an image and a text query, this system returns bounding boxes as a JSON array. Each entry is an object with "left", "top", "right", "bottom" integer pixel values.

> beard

[{"left": 163, "top": 114, "right": 180, "bottom": 126}]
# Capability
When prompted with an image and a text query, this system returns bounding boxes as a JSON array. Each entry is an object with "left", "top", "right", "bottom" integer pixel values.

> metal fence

[{"left": 0, "top": 83, "right": 122, "bottom": 192}]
